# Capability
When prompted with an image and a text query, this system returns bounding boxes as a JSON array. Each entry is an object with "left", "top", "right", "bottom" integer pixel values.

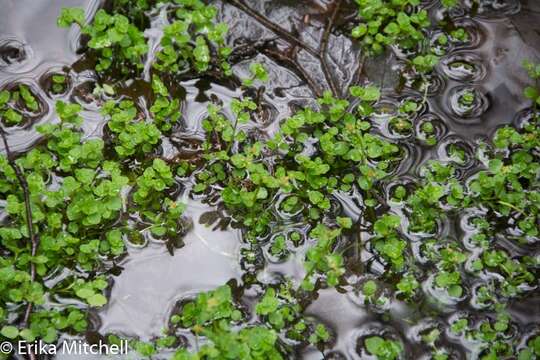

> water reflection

[{"left": 1, "top": 0, "right": 539, "bottom": 359}]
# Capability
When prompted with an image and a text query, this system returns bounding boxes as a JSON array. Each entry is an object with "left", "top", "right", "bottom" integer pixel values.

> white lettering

[{"left": 16, "top": 340, "right": 128, "bottom": 356}]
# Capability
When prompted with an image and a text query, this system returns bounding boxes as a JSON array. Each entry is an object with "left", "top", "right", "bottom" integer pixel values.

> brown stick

[
  {"left": 0, "top": 129, "right": 38, "bottom": 360},
  {"left": 262, "top": 47, "right": 323, "bottom": 98},
  {"left": 355, "top": 54, "right": 366, "bottom": 85},
  {"left": 224, "top": 0, "right": 348, "bottom": 98},
  {"left": 224, "top": 0, "right": 320, "bottom": 58},
  {"left": 320, "top": 0, "right": 343, "bottom": 97}
]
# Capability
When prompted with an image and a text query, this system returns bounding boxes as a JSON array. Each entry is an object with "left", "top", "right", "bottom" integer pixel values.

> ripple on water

[
  {"left": 348, "top": 323, "right": 405, "bottom": 360},
  {"left": 447, "top": 85, "right": 490, "bottom": 121},
  {"left": 0, "top": 37, "right": 30, "bottom": 69},
  {"left": 440, "top": 52, "right": 488, "bottom": 83},
  {"left": 303, "top": 288, "right": 368, "bottom": 357},
  {"left": 474, "top": 0, "right": 521, "bottom": 18},
  {"left": 39, "top": 67, "right": 72, "bottom": 98},
  {"left": 415, "top": 113, "right": 448, "bottom": 147},
  {"left": 436, "top": 134, "right": 477, "bottom": 169},
  {"left": 0, "top": 79, "right": 48, "bottom": 129}
]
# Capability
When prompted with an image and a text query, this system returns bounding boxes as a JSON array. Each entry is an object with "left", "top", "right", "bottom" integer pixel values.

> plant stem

[
  {"left": 262, "top": 47, "right": 323, "bottom": 98},
  {"left": 320, "top": 0, "right": 343, "bottom": 97},
  {"left": 0, "top": 129, "right": 38, "bottom": 360},
  {"left": 498, "top": 201, "right": 525, "bottom": 215},
  {"left": 421, "top": 75, "right": 431, "bottom": 105},
  {"left": 223, "top": 0, "right": 319, "bottom": 57}
]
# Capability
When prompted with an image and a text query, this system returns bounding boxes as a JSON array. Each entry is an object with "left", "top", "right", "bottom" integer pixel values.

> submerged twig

[
  {"left": 353, "top": 54, "right": 366, "bottom": 87},
  {"left": 320, "top": 0, "right": 343, "bottom": 97},
  {"left": 0, "top": 129, "right": 38, "bottom": 360},
  {"left": 224, "top": 0, "right": 349, "bottom": 98},
  {"left": 224, "top": 0, "right": 319, "bottom": 57},
  {"left": 262, "top": 47, "right": 323, "bottom": 98}
]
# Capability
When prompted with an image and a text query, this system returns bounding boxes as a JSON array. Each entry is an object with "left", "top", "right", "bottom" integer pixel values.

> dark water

[{"left": 1, "top": 0, "right": 540, "bottom": 359}]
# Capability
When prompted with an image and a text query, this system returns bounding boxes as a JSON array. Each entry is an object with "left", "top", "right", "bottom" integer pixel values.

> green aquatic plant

[
  {"left": 150, "top": 75, "right": 181, "bottom": 132},
  {"left": 102, "top": 99, "right": 162, "bottom": 158},
  {"left": 411, "top": 53, "right": 440, "bottom": 74},
  {"left": 458, "top": 89, "right": 476, "bottom": 107},
  {"left": 418, "top": 120, "right": 437, "bottom": 145},
  {"left": 441, "top": 0, "right": 458, "bottom": 8},
  {"left": 51, "top": 74, "right": 67, "bottom": 94},
  {"left": 255, "top": 286, "right": 303, "bottom": 332},
  {"left": 0, "top": 90, "right": 22, "bottom": 125},
  {"left": 190, "top": 85, "right": 402, "bottom": 293},
  {"left": 0, "top": 85, "right": 41, "bottom": 126},
  {"left": 364, "top": 336, "right": 403, "bottom": 360},
  {"left": 1, "top": 2, "right": 539, "bottom": 359},
  {"left": 172, "top": 326, "right": 283, "bottom": 360},
  {"left": 0, "top": 95, "right": 188, "bottom": 347},
  {"left": 362, "top": 280, "right": 378, "bottom": 298},
  {"left": 447, "top": 308, "right": 516, "bottom": 360},
  {"left": 59, "top": 8, "right": 148, "bottom": 75},
  {"left": 372, "top": 213, "right": 406, "bottom": 271},
  {"left": 434, "top": 271, "right": 463, "bottom": 297},
  {"left": 396, "top": 273, "right": 419, "bottom": 299},
  {"left": 302, "top": 224, "right": 346, "bottom": 290},
  {"left": 351, "top": 0, "right": 430, "bottom": 54},
  {"left": 167, "top": 283, "right": 335, "bottom": 359},
  {"left": 110, "top": 0, "right": 153, "bottom": 29},
  {"left": 243, "top": 63, "right": 269, "bottom": 87},
  {"left": 154, "top": 0, "right": 231, "bottom": 75},
  {"left": 518, "top": 336, "right": 540, "bottom": 360},
  {"left": 524, "top": 59, "right": 540, "bottom": 109},
  {"left": 177, "top": 285, "right": 241, "bottom": 329},
  {"left": 0, "top": 102, "right": 118, "bottom": 343},
  {"left": 18, "top": 85, "right": 39, "bottom": 112}
]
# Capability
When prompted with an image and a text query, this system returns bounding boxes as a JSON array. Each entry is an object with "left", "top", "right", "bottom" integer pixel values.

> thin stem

[
  {"left": 380, "top": 54, "right": 389, "bottom": 89},
  {"left": 320, "top": 0, "right": 343, "bottom": 97},
  {"left": 224, "top": 0, "right": 347, "bottom": 98},
  {"left": 352, "top": 54, "right": 366, "bottom": 90},
  {"left": 262, "top": 47, "right": 323, "bottom": 98},
  {"left": 421, "top": 74, "right": 431, "bottom": 105},
  {"left": 226, "top": 116, "right": 240, "bottom": 154},
  {"left": 223, "top": 0, "right": 319, "bottom": 58},
  {"left": 354, "top": 215, "right": 364, "bottom": 265},
  {"left": 498, "top": 201, "right": 525, "bottom": 216},
  {"left": 0, "top": 129, "right": 38, "bottom": 360}
]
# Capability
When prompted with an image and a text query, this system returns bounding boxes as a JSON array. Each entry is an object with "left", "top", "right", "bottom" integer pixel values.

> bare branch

[
  {"left": 320, "top": 0, "right": 343, "bottom": 97},
  {"left": 262, "top": 47, "right": 323, "bottom": 98},
  {"left": 224, "top": 0, "right": 320, "bottom": 58}
]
